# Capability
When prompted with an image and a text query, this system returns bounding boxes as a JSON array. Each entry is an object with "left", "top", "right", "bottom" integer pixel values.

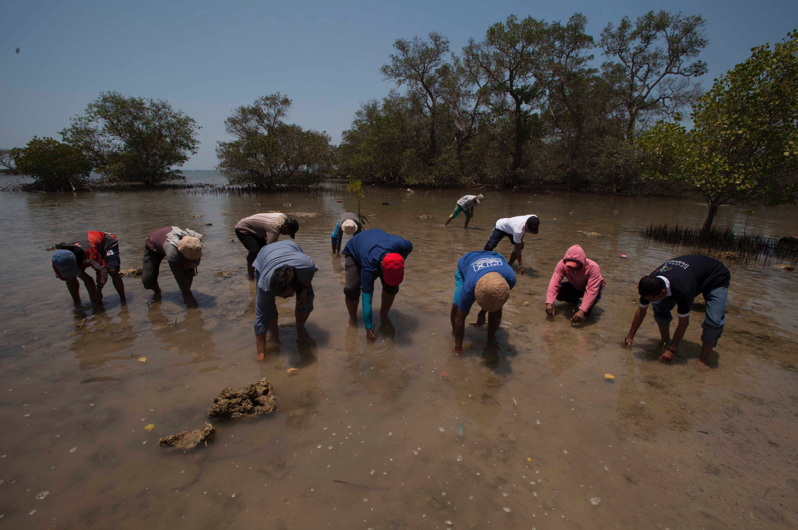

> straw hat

[
  {"left": 342, "top": 219, "right": 358, "bottom": 235},
  {"left": 177, "top": 236, "right": 203, "bottom": 260},
  {"left": 475, "top": 272, "right": 510, "bottom": 312}
]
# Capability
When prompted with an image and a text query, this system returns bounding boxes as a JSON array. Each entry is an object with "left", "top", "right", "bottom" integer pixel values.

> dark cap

[
  {"left": 285, "top": 218, "right": 299, "bottom": 239},
  {"left": 526, "top": 215, "right": 539, "bottom": 234}
]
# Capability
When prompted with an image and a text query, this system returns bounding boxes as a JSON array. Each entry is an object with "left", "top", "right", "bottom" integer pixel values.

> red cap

[{"left": 382, "top": 253, "right": 405, "bottom": 286}]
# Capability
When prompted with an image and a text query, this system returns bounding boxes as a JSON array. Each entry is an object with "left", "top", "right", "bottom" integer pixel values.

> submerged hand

[
  {"left": 570, "top": 310, "right": 586, "bottom": 324},
  {"left": 545, "top": 303, "right": 555, "bottom": 317},
  {"left": 659, "top": 347, "right": 676, "bottom": 363},
  {"left": 621, "top": 336, "right": 634, "bottom": 348}
]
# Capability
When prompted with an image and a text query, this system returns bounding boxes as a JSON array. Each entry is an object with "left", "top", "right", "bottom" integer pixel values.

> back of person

[
  {"left": 254, "top": 240, "right": 315, "bottom": 293},
  {"left": 343, "top": 228, "right": 412, "bottom": 266},
  {"left": 649, "top": 255, "right": 730, "bottom": 297}
]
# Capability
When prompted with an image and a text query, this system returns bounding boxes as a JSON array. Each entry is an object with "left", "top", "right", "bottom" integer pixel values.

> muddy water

[{"left": 1, "top": 180, "right": 798, "bottom": 529}]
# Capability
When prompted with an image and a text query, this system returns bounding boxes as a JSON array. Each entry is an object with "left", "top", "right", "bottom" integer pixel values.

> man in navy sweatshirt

[
  {"left": 342, "top": 228, "right": 413, "bottom": 341},
  {"left": 622, "top": 255, "right": 731, "bottom": 371}
]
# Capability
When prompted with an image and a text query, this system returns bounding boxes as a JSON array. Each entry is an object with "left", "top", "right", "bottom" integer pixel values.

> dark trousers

[
  {"left": 236, "top": 229, "right": 268, "bottom": 262},
  {"left": 484, "top": 228, "right": 514, "bottom": 251},
  {"left": 556, "top": 281, "right": 603, "bottom": 313}
]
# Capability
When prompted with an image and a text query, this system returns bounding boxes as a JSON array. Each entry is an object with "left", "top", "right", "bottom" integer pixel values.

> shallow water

[{"left": 1, "top": 180, "right": 797, "bottom": 529}]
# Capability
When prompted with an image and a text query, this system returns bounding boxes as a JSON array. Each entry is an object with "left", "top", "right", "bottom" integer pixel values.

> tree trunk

[{"left": 700, "top": 202, "right": 719, "bottom": 239}]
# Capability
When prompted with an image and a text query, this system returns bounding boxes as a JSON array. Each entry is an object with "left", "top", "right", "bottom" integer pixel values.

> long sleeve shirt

[
  {"left": 54, "top": 231, "right": 118, "bottom": 288},
  {"left": 332, "top": 212, "right": 363, "bottom": 253},
  {"left": 546, "top": 244, "right": 606, "bottom": 313},
  {"left": 342, "top": 229, "right": 413, "bottom": 330}
]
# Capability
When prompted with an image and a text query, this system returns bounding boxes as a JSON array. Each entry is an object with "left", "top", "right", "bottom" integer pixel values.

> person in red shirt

[{"left": 51, "top": 231, "right": 126, "bottom": 306}]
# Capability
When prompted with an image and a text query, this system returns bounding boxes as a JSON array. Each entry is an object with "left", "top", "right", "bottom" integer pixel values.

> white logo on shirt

[{"left": 472, "top": 257, "right": 503, "bottom": 272}]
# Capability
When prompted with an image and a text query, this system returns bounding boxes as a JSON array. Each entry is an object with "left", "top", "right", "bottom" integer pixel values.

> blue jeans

[{"left": 652, "top": 286, "right": 727, "bottom": 346}]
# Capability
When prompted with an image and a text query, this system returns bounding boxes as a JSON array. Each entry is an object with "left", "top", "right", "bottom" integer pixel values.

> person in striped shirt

[
  {"left": 235, "top": 213, "right": 300, "bottom": 280},
  {"left": 51, "top": 231, "right": 126, "bottom": 307}
]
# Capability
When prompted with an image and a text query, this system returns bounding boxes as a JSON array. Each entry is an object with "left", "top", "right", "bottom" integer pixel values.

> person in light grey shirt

[
  {"left": 143, "top": 226, "right": 203, "bottom": 307},
  {"left": 445, "top": 194, "right": 484, "bottom": 227},
  {"left": 252, "top": 240, "right": 318, "bottom": 360},
  {"left": 331, "top": 211, "right": 363, "bottom": 255}
]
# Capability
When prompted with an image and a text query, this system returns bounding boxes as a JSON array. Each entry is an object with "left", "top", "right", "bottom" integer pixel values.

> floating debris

[
  {"left": 138, "top": 357, "right": 147, "bottom": 363},
  {"left": 215, "top": 269, "right": 234, "bottom": 277},
  {"left": 119, "top": 268, "right": 143, "bottom": 277},
  {"left": 159, "top": 422, "right": 216, "bottom": 450},
  {"left": 287, "top": 368, "right": 298, "bottom": 375},
  {"left": 292, "top": 212, "right": 318, "bottom": 218},
  {"left": 418, "top": 214, "right": 433, "bottom": 220},
  {"left": 577, "top": 230, "right": 602, "bottom": 238},
  {"left": 144, "top": 424, "right": 155, "bottom": 432},
  {"left": 590, "top": 497, "right": 601, "bottom": 506},
  {"left": 604, "top": 374, "right": 615, "bottom": 379},
  {"left": 208, "top": 378, "right": 276, "bottom": 419},
  {"left": 35, "top": 491, "right": 49, "bottom": 500}
]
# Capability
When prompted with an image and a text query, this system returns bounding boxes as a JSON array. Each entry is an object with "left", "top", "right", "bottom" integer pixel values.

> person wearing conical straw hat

[
  {"left": 444, "top": 194, "right": 484, "bottom": 228},
  {"left": 451, "top": 251, "right": 516, "bottom": 353},
  {"left": 331, "top": 211, "right": 363, "bottom": 256},
  {"left": 142, "top": 226, "right": 204, "bottom": 308}
]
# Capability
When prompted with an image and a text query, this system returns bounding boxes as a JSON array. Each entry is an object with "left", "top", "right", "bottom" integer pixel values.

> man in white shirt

[
  {"left": 483, "top": 215, "right": 539, "bottom": 275},
  {"left": 444, "top": 194, "right": 484, "bottom": 228}
]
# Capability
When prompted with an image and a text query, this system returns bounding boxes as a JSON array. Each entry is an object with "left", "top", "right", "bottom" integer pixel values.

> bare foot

[
  {"left": 348, "top": 319, "right": 358, "bottom": 328},
  {"left": 695, "top": 359, "right": 710, "bottom": 371},
  {"left": 256, "top": 352, "right": 268, "bottom": 361}
]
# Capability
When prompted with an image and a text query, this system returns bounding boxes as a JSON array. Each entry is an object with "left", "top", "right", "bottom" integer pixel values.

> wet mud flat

[{"left": 0, "top": 186, "right": 797, "bottom": 529}]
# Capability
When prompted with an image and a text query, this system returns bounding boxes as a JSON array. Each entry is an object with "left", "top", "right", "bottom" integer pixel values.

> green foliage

[
  {"left": 61, "top": 91, "right": 200, "bottom": 186},
  {"left": 639, "top": 30, "right": 798, "bottom": 234},
  {"left": 0, "top": 149, "right": 18, "bottom": 174},
  {"left": 340, "top": 10, "right": 709, "bottom": 192},
  {"left": 12, "top": 137, "right": 92, "bottom": 190},
  {"left": 216, "top": 94, "right": 335, "bottom": 189}
]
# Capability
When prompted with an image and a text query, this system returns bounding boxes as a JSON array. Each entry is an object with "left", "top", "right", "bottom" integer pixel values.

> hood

[{"left": 563, "top": 244, "right": 587, "bottom": 268}]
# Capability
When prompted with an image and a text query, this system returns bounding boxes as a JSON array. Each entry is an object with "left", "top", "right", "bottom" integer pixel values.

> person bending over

[
  {"left": 342, "top": 228, "right": 413, "bottom": 341},
  {"left": 622, "top": 255, "right": 730, "bottom": 371},
  {"left": 253, "top": 240, "right": 317, "bottom": 361},
  {"left": 51, "top": 231, "right": 126, "bottom": 307},
  {"left": 445, "top": 194, "right": 483, "bottom": 228},
  {"left": 484, "top": 214, "right": 539, "bottom": 275},
  {"left": 235, "top": 213, "right": 299, "bottom": 280},
  {"left": 142, "top": 226, "right": 203, "bottom": 308},
  {"left": 331, "top": 212, "right": 363, "bottom": 256},
  {"left": 451, "top": 251, "right": 516, "bottom": 353},
  {"left": 545, "top": 244, "right": 605, "bottom": 323}
]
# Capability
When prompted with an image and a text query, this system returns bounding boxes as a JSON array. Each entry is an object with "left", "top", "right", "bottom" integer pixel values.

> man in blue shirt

[
  {"left": 451, "top": 251, "right": 516, "bottom": 353},
  {"left": 253, "top": 240, "right": 318, "bottom": 361},
  {"left": 622, "top": 255, "right": 731, "bottom": 371},
  {"left": 342, "top": 228, "right": 413, "bottom": 341}
]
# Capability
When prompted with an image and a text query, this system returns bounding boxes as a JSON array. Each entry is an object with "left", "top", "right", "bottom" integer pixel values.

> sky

[{"left": 1, "top": 0, "right": 796, "bottom": 169}]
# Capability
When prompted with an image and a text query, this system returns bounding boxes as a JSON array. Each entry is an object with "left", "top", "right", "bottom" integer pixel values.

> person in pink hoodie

[{"left": 545, "top": 245, "right": 606, "bottom": 323}]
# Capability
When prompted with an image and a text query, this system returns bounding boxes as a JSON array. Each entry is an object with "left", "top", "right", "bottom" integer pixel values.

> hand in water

[
  {"left": 621, "top": 336, "right": 633, "bottom": 348},
  {"left": 518, "top": 266, "right": 525, "bottom": 276},
  {"left": 545, "top": 303, "right": 555, "bottom": 317},
  {"left": 570, "top": 309, "right": 586, "bottom": 324}
]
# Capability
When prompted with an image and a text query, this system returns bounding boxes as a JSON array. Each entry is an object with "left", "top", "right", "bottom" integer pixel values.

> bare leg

[
  {"left": 151, "top": 283, "right": 162, "bottom": 301},
  {"left": 109, "top": 271, "right": 126, "bottom": 305},
  {"left": 295, "top": 310, "right": 310, "bottom": 330},
  {"left": 66, "top": 276, "right": 81, "bottom": 306},
  {"left": 487, "top": 308, "right": 502, "bottom": 343},
  {"left": 696, "top": 341, "right": 713, "bottom": 371},
  {"left": 450, "top": 303, "right": 458, "bottom": 334},
  {"left": 657, "top": 321, "right": 671, "bottom": 344},
  {"left": 464, "top": 216, "right": 470, "bottom": 228},
  {"left": 246, "top": 259, "right": 255, "bottom": 281},
  {"left": 346, "top": 297, "right": 359, "bottom": 326},
  {"left": 508, "top": 251, "right": 517, "bottom": 266},
  {"left": 380, "top": 292, "right": 396, "bottom": 318}
]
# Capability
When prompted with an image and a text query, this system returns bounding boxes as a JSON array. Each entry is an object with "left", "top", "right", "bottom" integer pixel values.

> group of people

[{"left": 50, "top": 193, "right": 731, "bottom": 370}]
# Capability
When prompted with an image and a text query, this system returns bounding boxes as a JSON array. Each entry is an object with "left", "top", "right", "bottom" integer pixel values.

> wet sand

[{"left": 1, "top": 182, "right": 797, "bottom": 529}]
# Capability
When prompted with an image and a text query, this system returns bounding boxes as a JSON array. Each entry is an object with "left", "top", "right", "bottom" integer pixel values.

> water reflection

[
  {"left": 145, "top": 303, "right": 219, "bottom": 366},
  {"left": 69, "top": 307, "right": 135, "bottom": 370}
]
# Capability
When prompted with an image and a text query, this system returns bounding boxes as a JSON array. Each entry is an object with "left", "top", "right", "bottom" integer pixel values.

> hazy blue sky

[{"left": 1, "top": 0, "right": 795, "bottom": 169}]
